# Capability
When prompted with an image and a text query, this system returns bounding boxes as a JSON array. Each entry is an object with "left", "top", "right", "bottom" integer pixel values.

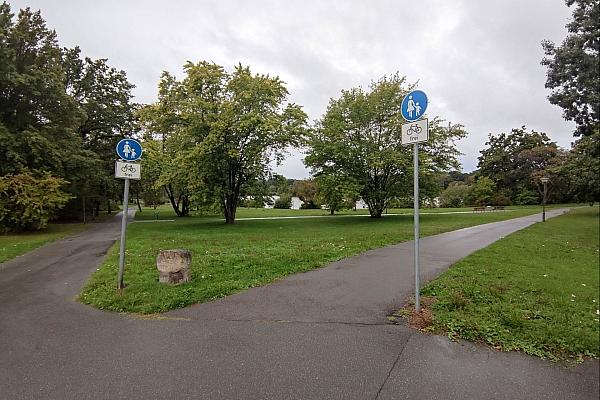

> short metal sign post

[
  {"left": 401, "top": 90, "right": 429, "bottom": 313},
  {"left": 115, "top": 138, "right": 143, "bottom": 289}
]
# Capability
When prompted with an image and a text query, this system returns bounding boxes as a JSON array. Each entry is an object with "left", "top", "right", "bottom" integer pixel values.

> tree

[
  {"left": 306, "top": 74, "right": 466, "bottom": 218},
  {"left": 315, "top": 174, "right": 359, "bottom": 214},
  {"left": 541, "top": 0, "right": 599, "bottom": 136},
  {"left": 562, "top": 130, "right": 600, "bottom": 204},
  {"left": 477, "top": 127, "right": 564, "bottom": 202},
  {"left": 439, "top": 181, "right": 470, "bottom": 208},
  {"left": 292, "top": 179, "right": 319, "bottom": 208},
  {"left": 0, "top": 4, "right": 89, "bottom": 228},
  {"left": 0, "top": 4, "right": 138, "bottom": 225},
  {"left": 267, "top": 173, "right": 290, "bottom": 195},
  {"left": 138, "top": 62, "right": 308, "bottom": 223},
  {"left": 0, "top": 4, "right": 83, "bottom": 176},
  {"left": 136, "top": 135, "right": 191, "bottom": 217},
  {"left": 0, "top": 173, "right": 71, "bottom": 232},
  {"left": 467, "top": 176, "right": 496, "bottom": 206},
  {"left": 62, "top": 46, "right": 138, "bottom": 216}
]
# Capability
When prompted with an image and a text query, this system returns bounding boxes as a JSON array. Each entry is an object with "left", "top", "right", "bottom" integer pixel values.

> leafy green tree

[
  {"left": 62, "top": 46, "right": 138, "bottom": 215},
  {"left": 542, "top": 0, "right": 599, "bottom": 136},
  {"left": 0, "top": 4, "right": 83, "bottom": 176},
  {"left": 136, "top": 136, "right": 191, "bottom": 216},
  {"left": 562, "top": 130, "right": 600, "bottom": 204},
  {"left": 0, "top": 4, "right": 138, "bottom": 223},
  {"left": 0, "top": 4, "right": 91, "bottom": 227},
  {"left": 514, "top": 186, "right": 539, "bottom": 205},
  {"left": 467, "top": 176, "right": 496, "bottom": 206},
  {"left": 306, "top": 74, "right": 466, "bottom": 218},
  {"left": 292, "top": 179, "right": 319, "bottom": 208},
  {"left": 439, "top": 181, "right": 470, "bottom": 208},
  {"left": 315, "top": 174, "right": 360, "bottom": 214},
  {"left": 477, "top": 127, "right": 564, "bottom": 202},
  {"left": 264, "top": 173, "right": 289, "bottom": 196},
  {"left": 0, "top": 173, "right": 71, "bottom": 232},
  {"left": 439, "top": 170, "right": 473, "bottom": 189},
  {"left": 138, "top": 61, "right": 307, "bottom": 223}
]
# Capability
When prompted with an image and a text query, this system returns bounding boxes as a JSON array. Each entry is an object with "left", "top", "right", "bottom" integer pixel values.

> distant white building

[
  {"left": 263, "top": 195, "right": 304, "bottom": 210},
  {"left": 355, "top": 199, "right": 368, "bottom": 210},
  {"left": 290, "top": 196, "right": 304, "bottom": 210}
]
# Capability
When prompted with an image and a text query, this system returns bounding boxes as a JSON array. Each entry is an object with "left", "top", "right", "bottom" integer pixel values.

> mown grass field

[
  {"left": 79, "top": 205, "right": 547, "bottom": 314},
  {"left": 420, "top": 207, "right": 599, "bottom": 361},
  {"left": 0, "top": 223, "right": 85, "bottom": 263},
  {"left": 135, "top": 204, "right": 479, "bottom": 220},
  {"left": 135, "top": 203, "right": 577, "bottom": 221}
]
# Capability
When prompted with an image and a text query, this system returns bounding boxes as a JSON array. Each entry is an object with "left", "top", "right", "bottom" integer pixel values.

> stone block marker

[{"left": 156, "top": 249, "right": 191, "bottom": 284}]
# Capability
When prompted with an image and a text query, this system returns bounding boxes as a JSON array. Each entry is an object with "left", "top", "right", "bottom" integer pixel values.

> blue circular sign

[
  {"left": 401, "top": 90, "right": 428, "bottom": 122},
  {"left": 116, "top": 138, "right": 143, "bottom": 161}
]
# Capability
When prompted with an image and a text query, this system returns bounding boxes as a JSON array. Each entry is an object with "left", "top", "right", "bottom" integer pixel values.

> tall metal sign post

[
  {"left": 115, "top": 138, "right": 143, "bottom": 289},
  {"left": 401, "top": 90, "right": 429, "bottom": 313}
]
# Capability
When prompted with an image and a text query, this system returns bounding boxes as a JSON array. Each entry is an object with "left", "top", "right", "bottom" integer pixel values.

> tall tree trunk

[
  {"left": 223, "top": 193, "right": 238, "bottom": 224},
  {"left": 164, "top": 185, "right": 182, "bottom": 217},
  {"left": 182, "top": 195, "right": 190, "bottom": 216},
  {"left": 330, "top": 208, "right": 335, "bottom": 215},
  {"left": 136, "top": 190, "right": 142, "bottom": 212},
  {"left": 365, "top": 197, "right": 384, "bottom": 218}
]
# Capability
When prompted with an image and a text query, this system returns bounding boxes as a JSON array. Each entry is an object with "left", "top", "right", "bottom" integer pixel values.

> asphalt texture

[{"left": 0, "top": 208, "right": 597, "bottom": 399}]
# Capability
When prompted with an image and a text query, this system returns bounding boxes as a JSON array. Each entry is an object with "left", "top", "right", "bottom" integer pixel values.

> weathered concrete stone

[{"left": 156, "top": 249, "right": 191, "bottom": 284}]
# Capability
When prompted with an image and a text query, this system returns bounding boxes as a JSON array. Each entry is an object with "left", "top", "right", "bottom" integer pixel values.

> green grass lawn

[
  {"left": 80, "top": 205, "right": 548, "bottom": 314},
  {"left": 420, "top": 207, "right": 599, "bottom": 361},
  {"left": 0, "top": 223, "right": 85, "bottom": 263},
  {"left": 134, "top": 203, "right": 579, "bottom": 221}
]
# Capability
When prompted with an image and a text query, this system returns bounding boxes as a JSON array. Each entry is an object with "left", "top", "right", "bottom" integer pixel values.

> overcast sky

[{"left": 13, "top": 0, "right": 577, "bottom": 178}]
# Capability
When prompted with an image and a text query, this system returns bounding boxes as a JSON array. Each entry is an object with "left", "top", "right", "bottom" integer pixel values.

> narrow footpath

[{"left": 0, "top": 208, "right": 597, "bottom": 400}]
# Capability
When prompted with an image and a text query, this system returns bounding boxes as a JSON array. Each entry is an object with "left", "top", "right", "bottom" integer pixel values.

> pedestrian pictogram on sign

[
  {"left": 116, "top": 138, "right": 143, "bottom": 161},
  {"left": 401, "top": 90, "right": 428, "bottom": 122}
]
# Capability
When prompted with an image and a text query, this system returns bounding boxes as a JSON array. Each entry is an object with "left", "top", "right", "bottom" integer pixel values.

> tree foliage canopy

[
  {"left": 306, "top": 74, "right": 466, "bottom": 217},
  {"left": 562, "top": 129, "right": 600, "bottom": 204},
  {"left": 138, "top": 61, "right": 308, "bottom": 222},
  {"left": 0, "top": 172, "right": 71, "bottom": 232},
  {"left": 477, "top": 127, "right": 565, "bottom": 203},
  {"left": 542, "top": 0, "right": 599, "bottom": 136},
  {"left": 0, "top": 3, "right": 137, "bottom": 229}
]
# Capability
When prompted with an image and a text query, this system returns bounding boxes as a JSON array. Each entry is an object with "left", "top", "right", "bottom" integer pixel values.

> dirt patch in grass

[{"left": 389, "top": 296, "right": 436, "bottom": 330}]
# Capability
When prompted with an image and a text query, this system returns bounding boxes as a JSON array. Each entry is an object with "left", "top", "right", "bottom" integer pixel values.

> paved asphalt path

[{"left": 0, "top": 208, "right": 597, "bottom": 399}]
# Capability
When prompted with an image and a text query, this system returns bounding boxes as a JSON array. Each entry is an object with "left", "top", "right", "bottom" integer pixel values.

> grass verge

[
  {"left": 80, "top": 206, "right": 545, "bottom": 314},
  {"left": 0, "top": 223, "right": 85, "bottom": 263},
  {"left": 419, "top": 207, "right": 599, "bottom": 361}
]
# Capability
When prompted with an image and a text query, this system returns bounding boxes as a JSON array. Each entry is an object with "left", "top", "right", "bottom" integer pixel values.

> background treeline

[
  {"left": 1, "top": 0, "right": 598, "bottom": 232},
  {"left": 439, "top": 127, "right": 599, "bottom": 207},
  {"left": 0, "top": 3, "right": 137, "bottom": 231}
]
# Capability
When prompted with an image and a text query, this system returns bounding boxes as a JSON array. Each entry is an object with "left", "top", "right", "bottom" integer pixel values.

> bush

[
  {"left": 515, "top": 187, "right": 539, "bottom": 205},
  {"left": 466, "top": 177, "right": 496, "bottom": 206},
  {"left": 439, "top": 182, "right": 469, "bottom": 208},
  {"left": 0, "top": 173, "right": 71, "bottom": 232},
  {"left": 273, "top": 195, "right": 291, "bottom": 209},
  {"left": 490, "top": 192, "right": 512, "bottom": 206},
  {"left": 251, "top": 197, "right": 267, "bottom": 208}
]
